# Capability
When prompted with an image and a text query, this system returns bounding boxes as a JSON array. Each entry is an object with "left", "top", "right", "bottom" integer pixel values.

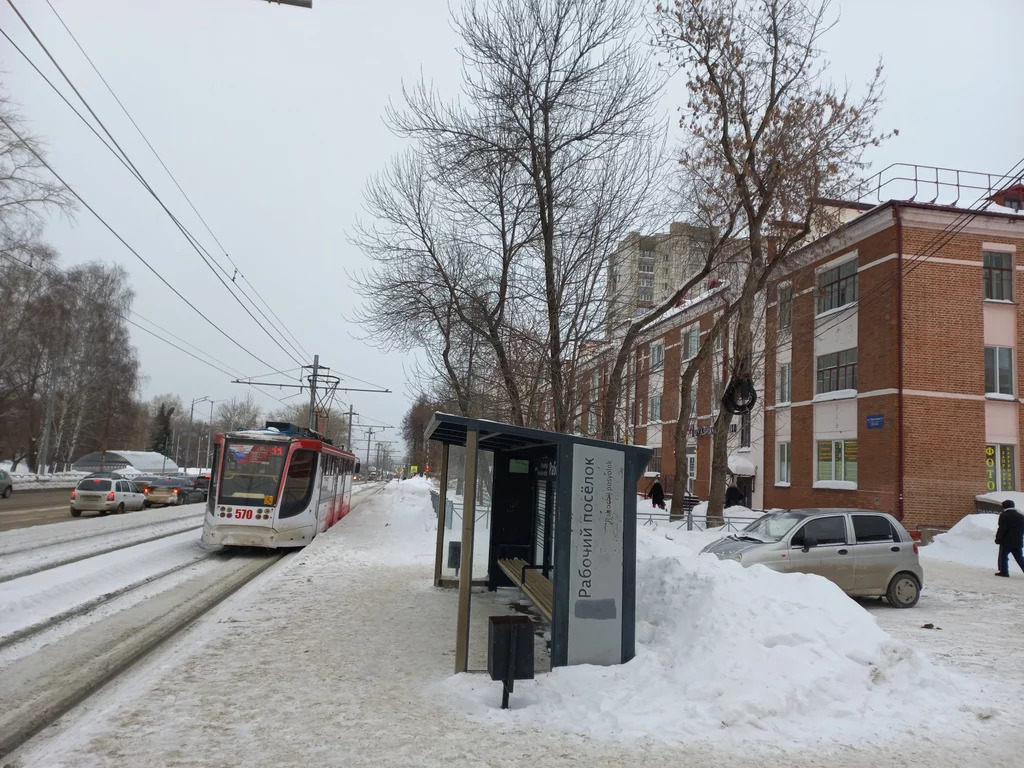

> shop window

[{"left": 817, "top": 440, "right": 857, "bottom": 483}]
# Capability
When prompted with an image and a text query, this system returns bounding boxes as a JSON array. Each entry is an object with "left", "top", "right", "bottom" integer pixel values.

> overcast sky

[{"left": 2, "top": 0, "right": 1021, "bottom": 458}]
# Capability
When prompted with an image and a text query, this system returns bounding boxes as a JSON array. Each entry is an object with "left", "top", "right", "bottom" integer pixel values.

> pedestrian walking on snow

[
  {"left": 649, "top": 477, "right": 666, "bottom": 510},
  {"left": 995, "top": 498, "right": 1024, "bottom": 577}
]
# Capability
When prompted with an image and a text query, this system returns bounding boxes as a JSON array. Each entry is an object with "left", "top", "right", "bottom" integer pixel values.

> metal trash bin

[{"left": 488, "top": 615, "right": 534, "bottom": 709}]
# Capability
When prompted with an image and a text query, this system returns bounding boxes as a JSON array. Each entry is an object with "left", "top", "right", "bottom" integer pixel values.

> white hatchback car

[{"left": 70, "top": 477, "right": 146, "bottom": 517}]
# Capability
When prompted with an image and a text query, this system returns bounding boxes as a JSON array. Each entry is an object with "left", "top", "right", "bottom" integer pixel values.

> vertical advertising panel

[{"left": 568, "top": 444, "right": 624, "bottom": 665}]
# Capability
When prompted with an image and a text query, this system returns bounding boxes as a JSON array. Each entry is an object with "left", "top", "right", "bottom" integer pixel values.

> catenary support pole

[{"left": 308, "top": 354, "right": 319, "bottom": 431}]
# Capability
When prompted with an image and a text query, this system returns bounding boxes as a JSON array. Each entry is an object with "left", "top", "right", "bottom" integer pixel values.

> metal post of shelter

[
  {"left": 454, "top": 429, "right": 478, "bottom": 673},
  {"left": 433, "top": 442, "right": 450, "bottom": 587}
]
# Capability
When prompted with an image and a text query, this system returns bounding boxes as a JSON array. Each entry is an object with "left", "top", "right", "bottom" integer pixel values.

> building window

[
  {"left": 778, "top": 284, "right": 793, "bottom": 330},
  {"left": 651, "top": 342, "right": 665, "bottom": 371},
  {"left": 649, "top": 394, "right": 662, "bottom": 422},
  {"left": 591, "top": 370, "right": 599, "bottom": 393},
  {"left": 985, "top": 444, "right": 1016, "bottom": 492},
  {"left": 816, "top": 348, "right": 857, "bottom": 394},
  {"left": 983, "top": 251, "right": 1013, "bottom": 301},
  {"left": 683, "top": 327, "right": 699, "bottom": 360},
  {"left": 817, "top": 440, "right": 858, "bottom": 483},
  {"left": 686, "top": 449, "right": 697, "bottom": 494},
  {"left": 712, "top": 369, "right": 723, "bottom": 410},
  {"left": 588, "top": 411, "right": 597, "bottom": 434},
  {"left": 777, "top": 362, "right": 792, "bottom": 404},
  {"left": 777, "top": 442, "right": 791, "bottom": 484},
  {"left": 740, "top": 411, "right": 751, "bottom": 447},
  {"left": 817, "top": 259, "right": 858, "bottom": 314},
  {"left": 649, "top": 447, "right": 662, "bottom": 474},
  {"left": 984, "top": 346, "right": 1014, "bottom": 395},
  {"left": 687, "top": 377, "right": 698, "bottom": 419}
]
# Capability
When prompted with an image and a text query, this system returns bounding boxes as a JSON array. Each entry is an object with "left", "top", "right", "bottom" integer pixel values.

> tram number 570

[{"left": 234, "top": 509, "right": 254, "bottom": 519}]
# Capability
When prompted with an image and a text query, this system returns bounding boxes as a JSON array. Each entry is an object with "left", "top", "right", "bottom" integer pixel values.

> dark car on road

[
  {"left": 0, "top": 469, "right": 12, "bottom": 498},
  {"left": 141, "top": 477, "right": 205, "bottom": 507}
]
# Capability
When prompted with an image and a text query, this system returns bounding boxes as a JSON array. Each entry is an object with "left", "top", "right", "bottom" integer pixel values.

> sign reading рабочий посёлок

[{"left": 568, "top": 443, "right": 624, "bottom": 665}]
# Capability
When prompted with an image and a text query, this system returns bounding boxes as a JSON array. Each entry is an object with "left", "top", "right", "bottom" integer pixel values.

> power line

[
  {"left": 0, "top": 111, "right": 289, "bottom": 373},
  {"left": 43, "top": 0, "right": 313, "bottom": 362},
  {"left": 0, "top": 250, "right": 293, "bottom": 408},
  {"left": 3, "top": 1, "right": 307, "bottom": 367}
]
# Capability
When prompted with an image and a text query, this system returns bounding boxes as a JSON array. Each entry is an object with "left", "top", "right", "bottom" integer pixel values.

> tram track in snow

[
  {"left": 0, "top": 516, "right": 206, "bottom": 584},
  {"left": 0, "top": 482, "right": 388, "bottom": 758}
]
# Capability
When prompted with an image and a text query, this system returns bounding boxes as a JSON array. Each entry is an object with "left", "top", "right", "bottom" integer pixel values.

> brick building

[{"left": 764, "top": 199, "right": 1024, "bottom": 530}]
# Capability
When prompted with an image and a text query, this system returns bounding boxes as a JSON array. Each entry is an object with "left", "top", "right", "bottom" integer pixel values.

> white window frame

[
  {"left": 777, "top": 442, "right": 791, "bottom": 485},
  {"left": 985, "top": 346, "right": 1014, "bottom": 396},
  {"left": 686, "top": 450, "right": 697, "bottom": 495},
  {"left": 588, "top": 411, "right": 597, "bottom": 434},
  {"left": 778, "top": 283, "right": 793, "bottom": 330},
  {"left": 651, "top": 341, "right": 665, "bottom": 371},
  {"left": 777, "top": 362, "right": 792, "bottom": 405},
  {"left": 683, "top": 327, "right": 699, "bottom": 360},
  {"left": 649, "top": 393, "right": 663, "bottom": 423}
]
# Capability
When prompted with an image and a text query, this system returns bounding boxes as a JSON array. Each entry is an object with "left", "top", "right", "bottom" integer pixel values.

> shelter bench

[{"left": 496, "top": 557, "right": 554, "bottom": 621}]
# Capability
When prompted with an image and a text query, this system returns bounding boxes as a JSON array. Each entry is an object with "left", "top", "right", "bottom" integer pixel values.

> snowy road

[
  {"left": 5, "top": 479, "right": 1020, "bottom": 768},
  {"left": 0, "top": 489, "right": 81, "bottom": 532}
]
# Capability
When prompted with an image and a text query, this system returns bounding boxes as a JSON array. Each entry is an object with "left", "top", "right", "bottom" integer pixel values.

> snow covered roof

[{"left": 72, "top": 451, "right": 178, "bottom": 474}]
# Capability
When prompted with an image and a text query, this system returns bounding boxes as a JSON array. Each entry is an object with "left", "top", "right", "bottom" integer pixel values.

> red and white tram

[{"left": 202, "top": 422, "right": 360, "bottom": 549}]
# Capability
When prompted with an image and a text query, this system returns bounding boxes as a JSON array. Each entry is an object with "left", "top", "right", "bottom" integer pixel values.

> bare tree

[
  {"left": 389, "top": 0, "right": 665, "bottom": 432},
  {"left": 215, "top": 395, "right": 262, "bottom": 434},
  {"left": 655, "top": 0, "right": 889, "bottom": 518}
]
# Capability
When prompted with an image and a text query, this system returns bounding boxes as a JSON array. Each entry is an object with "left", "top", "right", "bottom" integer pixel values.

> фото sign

[{"left": 568, "top": 444, "right": 624, "bottom": 666}]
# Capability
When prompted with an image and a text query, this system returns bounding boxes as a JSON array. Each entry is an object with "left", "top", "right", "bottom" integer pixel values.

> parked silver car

[
  {"left": 701, "top": 508, "right": 924, "bottom": 608},
  {"left": 0, "top": 469, "right": 12, "bottom": 498},
  {"left": 71, "top": 477, "right": 146, "bottom": 517}
]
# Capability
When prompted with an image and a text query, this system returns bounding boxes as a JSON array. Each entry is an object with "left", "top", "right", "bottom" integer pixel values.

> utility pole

[
  {"left": 308, "top": 354, "right": 320, "bottom": 431},
  {"left": 346, "top": 404, "right": 355, "bottom": 451},
  {"left": 184, "top": 396, "right": 209, "bottom": 475},
  {"left": 206, "top": 399, "right": 217, "bottom": 470},
  {"left": 365, "top": 428, "right": 377, "bottom": 469}
]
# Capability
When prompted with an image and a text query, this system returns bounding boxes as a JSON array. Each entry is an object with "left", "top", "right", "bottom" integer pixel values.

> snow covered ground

[{"left": 8, "top": 479, "right": 1022, "bottom": 767}]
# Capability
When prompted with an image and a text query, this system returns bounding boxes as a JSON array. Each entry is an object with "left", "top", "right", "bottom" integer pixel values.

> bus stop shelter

[{"left": 425, "top": 413, "right": 651, "bottom": 672}]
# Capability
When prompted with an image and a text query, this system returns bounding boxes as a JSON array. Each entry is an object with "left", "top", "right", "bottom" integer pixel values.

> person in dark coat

[
  {"left": 649, "top": 477, "right": 666, "bottom": 510},
  {"left": 995, "top": 498, "right": 1024, "bottom": 577},
  {"left": 724, "top": 484, "right": 744, "bottom": 509}
]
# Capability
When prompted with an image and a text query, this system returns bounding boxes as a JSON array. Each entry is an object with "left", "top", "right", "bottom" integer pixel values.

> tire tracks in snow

[{"left": 0, "top": 520, "right": 205, "bottom": 584}]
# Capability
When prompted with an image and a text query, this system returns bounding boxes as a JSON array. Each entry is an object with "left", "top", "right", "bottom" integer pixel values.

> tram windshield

[{"left": 218, "top": 441, "right": 286, "bottom": 506}]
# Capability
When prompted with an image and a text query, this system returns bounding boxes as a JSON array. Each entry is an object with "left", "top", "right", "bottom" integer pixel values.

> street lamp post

[
  {"left": 206, "top": 399, "right": 219, "bottom": 471},
  {"left": 184, "top": 396, "right": 210, "bottom": 476}
]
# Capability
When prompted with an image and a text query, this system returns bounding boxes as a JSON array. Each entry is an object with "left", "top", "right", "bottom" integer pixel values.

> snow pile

[
  {"left": 437, "top": 524, "right": 982, "bottom": 748},
  {"left": 6, "top": 471, "right": 87, "bottom": 491},
  {"left": 921, "top": 513, "right": 999, "bottom": 569},
  {"left": 339, "top": 477, "right": 437, "bottom": 566}
]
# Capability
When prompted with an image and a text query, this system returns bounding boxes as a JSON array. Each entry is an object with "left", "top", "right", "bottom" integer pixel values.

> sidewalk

[{"left": 12, "top": 479, "right": 1021, "bottom": 768}]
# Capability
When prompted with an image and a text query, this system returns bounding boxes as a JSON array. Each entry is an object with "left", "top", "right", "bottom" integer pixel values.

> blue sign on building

[{"left": 866, "top": 414, "right": 884, "bottom": 429}]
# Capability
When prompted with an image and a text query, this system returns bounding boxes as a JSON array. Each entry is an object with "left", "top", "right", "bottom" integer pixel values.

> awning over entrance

[{"left": 728, "top": 453, "right": 756, "bottom": 477}]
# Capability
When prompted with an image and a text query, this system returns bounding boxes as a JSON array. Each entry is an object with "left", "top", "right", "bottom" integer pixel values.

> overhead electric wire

[
  {"left": 43, "top": 0, "right": 312, "bottom": 362},
  {"left": 0, "top": 251, "right": 293, "bottom": 407},
  {"left": 3, "top": 1, "right": 307, "bottom": 368}
]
